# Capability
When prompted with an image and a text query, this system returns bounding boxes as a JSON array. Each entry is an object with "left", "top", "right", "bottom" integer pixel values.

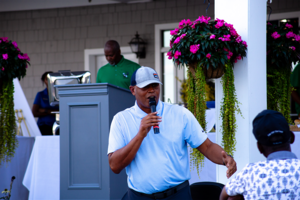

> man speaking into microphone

[{"left": 107, "top": 66, "right": 237, "bottom": 200}]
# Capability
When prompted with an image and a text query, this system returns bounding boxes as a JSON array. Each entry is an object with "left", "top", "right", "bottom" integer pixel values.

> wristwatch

[{"left": 223, "top": 154, "right": 233, "bottom": 165}]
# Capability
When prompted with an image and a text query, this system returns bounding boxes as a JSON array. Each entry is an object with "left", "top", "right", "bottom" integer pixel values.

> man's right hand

[{"left": 138, "top": 112, "right": 162, "bottom": 138}]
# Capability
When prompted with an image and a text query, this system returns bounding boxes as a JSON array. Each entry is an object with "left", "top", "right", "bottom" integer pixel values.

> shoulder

[
  {"left": 113, "top": 105, "right": 135, "bottom": 121},
  {"left": 98, "top": 63, "right": 111, "bottom": 71},
  {"left": 162, "top": 102, "right": 192, "bottom": 118},
  {"left": 123, "top": 58, "right": 140, "bottom": 67}
]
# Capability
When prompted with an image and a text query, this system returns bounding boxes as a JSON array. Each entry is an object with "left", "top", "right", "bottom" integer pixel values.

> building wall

[{"left": 0, "top": 0, "right": 299, "bottom": 107}]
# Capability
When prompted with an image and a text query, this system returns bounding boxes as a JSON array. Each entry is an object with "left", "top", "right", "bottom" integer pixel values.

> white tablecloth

[
  {"left": 22, "top": 132, "right": 300, "bottom": 200},
  {"left": 0, "top": 136, "right": 35, "bottom": 200},
  {"left": 23, "top": 136, "right": 59, "bottom": 200}
]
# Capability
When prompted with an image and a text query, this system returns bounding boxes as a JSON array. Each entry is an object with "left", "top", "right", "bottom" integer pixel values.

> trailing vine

[
  {"left": 220, "top": 63, "right": 242, "bottom": 156},
  {"left": 0, "top": 80, "right": 18, "bottom": 164},
  {"left": 267, "top": 68, "right": 292, "bottom": 124},
  {"left": 187, "top": 66, "right": 207, "bottom": 176}
]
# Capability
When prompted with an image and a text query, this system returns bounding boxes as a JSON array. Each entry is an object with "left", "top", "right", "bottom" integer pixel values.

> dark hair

[
  {"left": 41, "top": 71, "right": 53, "bottom": 83},
  {"left": 105, "top": 40, "right": 120, "bottom": 52}
]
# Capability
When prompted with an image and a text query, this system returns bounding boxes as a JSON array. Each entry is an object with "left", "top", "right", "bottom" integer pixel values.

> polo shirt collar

[
  {"left": 267, "top": 151, "right": 297, "bottom": 160},
  {"left": 109, "top": 55, "right": 124, "bottom": 66},
  {"left": 134, "top": 99, "right": 163, "bottom": 119}
]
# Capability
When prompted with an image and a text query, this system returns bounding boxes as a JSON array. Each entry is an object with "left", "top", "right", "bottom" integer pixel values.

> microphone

[{"left": 149, "top": 97, "right": 159, "bottom": 134}]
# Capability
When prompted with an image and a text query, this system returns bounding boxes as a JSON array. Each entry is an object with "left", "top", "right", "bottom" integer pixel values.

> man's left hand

[{"left": 222, "top": 151, "right": 237, "bottom": 178}]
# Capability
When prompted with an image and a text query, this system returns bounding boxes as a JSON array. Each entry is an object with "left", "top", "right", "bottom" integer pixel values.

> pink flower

[
  {"left": 210, "top": 35, "right": 215, "bottom": 39},
  {"left": 174, "top": 37, "right": 181, "bottom": 44},
  {"left": 224, "top": 22, "right": 231, "bottom": 28},
  {"left": 1, "top": 67, "right": 4, "bottom": 71},
  {"left": 295, "top": 35, "right": 300, "bottom": 42},
  {"left": 170, "top": 40, "right": 173, "bottom": 48},
  {"left": 195, "top": 16, "right": 211, "bottom": 24},
  {"left": 23, "top": 53, "right": 30, "bottom": 61},
  {"left": 271, "top": 32, "right": 281, "bottom": 39},
  {"left": 167, "top": 51, "right": 173, "bottom": 59},
  {"left": 174, "top": 51, "right": 181, "bottom": 59},
  {"left": 190, "top": 44, "right": 200, "bottom": 54},
  {"left": 186, "top": 19, "right": 193, "bottom": 25},
  {"left": 237, "top": 55, "right": 242, "bottom": 60},
  {"left": 0, "top": 37, "right": 8, "bottom": 42},
  {"left": 290, "top": 46, "right": 296, "bottom": 51},
  {"left": 2, "top": 54, "right": 8, "bottom": 60},
  {"left": 17, "top": 48, "right": 20, "bottom": 52},
  {"left": 267, "top": 22, "right": 272, "bottom": 25},
  {"left": 191, "top": 23, "right": 196, "bottom": 29},
  {"left": 226, "top": 51, "right": 233, "bottom": 60},
  {"left": 286, "top": 23, "right": 293, "bottom": 28},
  {"left": 12, "top": 41, "right": 18, "bottom": 48},
  {"left": 0, "top": 40, "right": 1, "bottom": 44},
  {"left": 218, "top": 37, "right": 225, "bottom": 41},
  {"left": 234, "top": 59, "right": 237, "bottom": 63},
  {"left": 215, "top": 21, "right": 223, "bottom": 29},
  {"left": 170, "top": 28, "right": 179, "bottom": 35},
  {"left": 286, "top": 31, "right": 295, "bottom": 38},
  {"left": 178, "top": 19, "right": 193, "bottom": 28},
  {"left": 230, "top": 28, "right": 238, "bottom": 37},
  {"left": 206, "top": 53, "right": 211, "bottom": 59},
  {"left": 18, "top": 54, "right": 24, "bottom": 59},
  {"left": 180, "top": 34, "right": 186, "bottom": 39},
  {"left": 236, "top": 36, "right": 242, "bottom": 43},
  {"left": 242, "top": 41, "right": 248, "bottom": 48}
]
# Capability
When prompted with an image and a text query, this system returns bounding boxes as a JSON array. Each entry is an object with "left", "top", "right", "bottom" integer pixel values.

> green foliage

[
  {"left": 267, "top": 23, "right": 300, "bottom": 71},
  {"left": 267, "top": 69, "right": 292, "bottom": 124},
  {"left": 220, "top": 63, "right": 242, "bottom": 156},
  {"left": 187, "top": 67, "right": 206, "bottom": 176},
  {"left": 0, "top": 37, "right": 28, "bottom": 166},
  {"left": 168, "top": 17, "right": 247, "bottom": 68},
  {"left": 266, "top": 22, "right": 299, "bottom": 124},
  {"left": 0, "top": 80, "right": 18, "bottom": 165}
]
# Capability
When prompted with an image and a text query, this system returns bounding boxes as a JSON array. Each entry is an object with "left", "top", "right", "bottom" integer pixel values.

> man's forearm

[
  {"left": 108, "top": 133, "right": 144, "bottom": 174},
  {"left": 197, "top": 139, "right": 224, "bottom": 165},
  {"left": 220, "top": 187, "right": 229, "bottom": 200}
]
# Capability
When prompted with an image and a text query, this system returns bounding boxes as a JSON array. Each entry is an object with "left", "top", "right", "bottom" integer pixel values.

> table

[
  {"left": 23, "top": 132, "right": 300, "bottom": 200},
  {"left": 0, "top": 136, "right": 35, "bottom": 200},
  {"left": 23, "top": 136, "right": 59, "bottom": 200}
]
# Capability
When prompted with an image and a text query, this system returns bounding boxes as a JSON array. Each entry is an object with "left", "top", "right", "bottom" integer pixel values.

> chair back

[{"left": 190, "top": 181, "right": 224, "bottom": 200}]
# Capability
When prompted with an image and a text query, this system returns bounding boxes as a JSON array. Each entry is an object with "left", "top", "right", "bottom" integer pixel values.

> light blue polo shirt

[{"left": 107, "top": 100, "right": 207, "bottom": 194}]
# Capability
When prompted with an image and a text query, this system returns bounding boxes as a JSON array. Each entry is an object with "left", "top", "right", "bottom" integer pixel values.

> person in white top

[
  {"left": 220, "top": 109, "right": 299, "bottom": 200},
  {"left": 108, "top": 66, "right": 237, "bottom": 200}
]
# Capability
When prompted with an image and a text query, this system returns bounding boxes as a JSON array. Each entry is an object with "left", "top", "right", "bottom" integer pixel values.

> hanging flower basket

[
  {"left": 167, "top": 16, "right": 247, "bottom": 175},
  {"left": 0, "top": 37, "right": 30, "bottom": 165},
  {"left": 267, "top": 22, "right": 300, "bottom": 123},
  {"left": 188, "top": 62, "right": 224, "bottom": 79}
]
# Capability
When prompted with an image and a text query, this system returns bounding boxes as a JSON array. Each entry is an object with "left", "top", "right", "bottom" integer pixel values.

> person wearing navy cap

[
  {"left": 108, "top": 66, "right": 237, "bottom": 200},
  {"left": 220, "top": 110, "right": 298, "bottom": 200}
]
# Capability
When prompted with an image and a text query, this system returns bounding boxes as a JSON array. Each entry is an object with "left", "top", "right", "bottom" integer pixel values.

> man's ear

[
  {"left": 129, "top": 86, "right": 135, "bottom": 96},
  {"left": 290, "top": 131, "right": 295, "bottom": 144}
]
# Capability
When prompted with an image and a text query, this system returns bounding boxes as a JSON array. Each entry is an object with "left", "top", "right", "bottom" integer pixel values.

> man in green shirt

[{"left": 96, "top": 40, "right": 140, "bottom": 90}]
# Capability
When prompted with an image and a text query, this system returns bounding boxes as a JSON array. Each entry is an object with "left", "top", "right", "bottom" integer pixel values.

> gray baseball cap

[{"left": 130, "top": 66, "right": 162, "bottom": 88}]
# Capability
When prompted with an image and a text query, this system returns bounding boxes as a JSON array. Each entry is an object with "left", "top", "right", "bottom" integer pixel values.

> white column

[{"left": 214, "top": 0, "right": 267, "bottom": 184}]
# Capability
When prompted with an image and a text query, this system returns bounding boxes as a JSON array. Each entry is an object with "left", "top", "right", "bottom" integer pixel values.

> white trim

[
  {"left": 154, "top": 23, "right": 178, "bottom": 100},
  {"left": 268, "top": 11, "right": 300, "bottom": 27},
  {"left": 84, "top": 46, "right": 133, "bottom": 83},
  {"left": 154, "top": 23, "right": 178, "bottom": 76}
]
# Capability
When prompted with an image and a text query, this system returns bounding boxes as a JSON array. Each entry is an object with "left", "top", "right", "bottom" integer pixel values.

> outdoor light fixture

[{"left": 129, "top": 32, "right": 146, "bottom": 58}]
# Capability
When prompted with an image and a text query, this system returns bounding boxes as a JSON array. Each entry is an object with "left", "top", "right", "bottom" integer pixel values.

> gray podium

[{"left": 57, "top": 83, "right": 135, "bottom": 200}]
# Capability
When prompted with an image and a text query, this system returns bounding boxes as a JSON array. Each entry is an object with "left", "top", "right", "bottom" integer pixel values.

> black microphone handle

[{"left": 150, "top": 105, "right": 160, "bottom": 134}]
